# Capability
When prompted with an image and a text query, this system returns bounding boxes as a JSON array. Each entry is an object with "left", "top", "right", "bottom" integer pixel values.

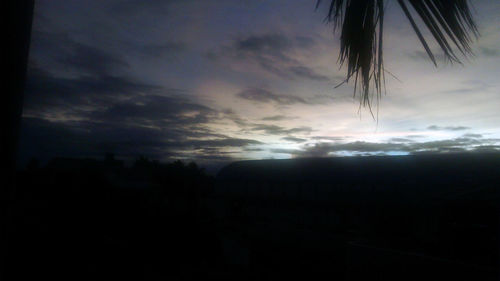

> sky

[{"left": 19, "top": 0, "right": 500, "bottom": 173}]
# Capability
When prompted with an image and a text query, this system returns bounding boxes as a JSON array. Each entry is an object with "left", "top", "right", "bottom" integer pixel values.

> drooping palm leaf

[{"left": 317, "top": 0, "right": 478, "bottom": 114}]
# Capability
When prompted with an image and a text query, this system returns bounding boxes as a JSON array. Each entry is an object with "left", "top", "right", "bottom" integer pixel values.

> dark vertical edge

[{"left": 2, "top": 1, "right": 35, "bottom": 279}]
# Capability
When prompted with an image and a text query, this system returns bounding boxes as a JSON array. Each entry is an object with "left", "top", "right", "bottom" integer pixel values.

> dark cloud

[
  {"left": 276, "top": 136, "right": 500, "bottom": 158},
  {"left": 22, "top": 24, "right": 264, "bottom": 167},
  {"left": 136, "top": 42, "right": 187, "bottom": 58},
  {"left": 427, "top": 125, "right": 470, "bottom": 131},
  {"left": 91, "top": 94, "right": 216, "bottom": 125},
  {"left": 388, "top": 137, "right": 415, "bottom": 143},
  {"left": 294, "top": 36, "right": 316, "bottom": 49},
  {"left": 292, "top": 143, "right": 340, "bottom": 157},
  {"left": 322, "top": 141, "right": 405, "bottom": 153},
  {"left": 480, "top": 47, "right": 499, "bottom": 57},
  {"left": 462, "top": 133, "right": 483, "bottom": 138},
  {"left": 441, "top": 88, "right": 477, "bottom": 94},
  {"left": 441, "top": 87, "right": 490, "bottom": 95},
  {"left": 24, "top": 29, "right": 169, "bottom": 120},
  {"left": 405, "top": 135, "right": 425, "bottom": 139},
  {"left": 181, "top": 138, "right": 261, "bottom": 148},
  {"left": 220, "top": 109, "right": 249, "bottom": 127},
  {"left": 243, "top": 147, "right": 264, "bottom": 152},
  {"left": 311, "top": 136, "right": 345, "bottom": 141},
  {"left": 287, "top": 127, "right": 313, "bottom": 134},
  {"left": 408, "top": 51, "right": 447, "bottom": 63},
  {"left": 408, "top": 138, "right": 481, "bottom": 151},
  {"left": 18, "top": 113, "right": 261, "bottom": 167},
  {"left": 250, "top": 124, "right": 312, "bottom": 136},
  {"left": 440, "top": 80, "right": 492, "bottom": 95},
  {"left": 288, "top": 66, "right": 329, "bottom": 81},
  {"left": 270, "top": 148, "right": 301, "bottom": 155},
  {"left": 18, "top": 117, "right": 172, "bottom": 164},
  {"left": 237, "top": 88, "right": 307, "bottom": 105},
  {"left": 472, "top": 145, "right": 500, "bottom": 153},
  {"left": 56, "top": 41, "right": 130, "bottom": 76},
  {"left": 234, "top": 34, "right": 294, "bottom": 61},
  {"left": 107, "top": 0, "right": 174, "bottom": 17},
  {"left": 22, "top": 60, "right": 254, "bottom": 167},
  {"left": 261, "top": 115, "right": 295, "bottom": 121},
  {"left": 209, "top": 33, "right": 329, "bottom": 82},
  {"left": 409, "top": 147, "right": 468, "bottom": 155},
  {"left": 23, "top": 65, "right": 162, "bottom": 117},
  {"left": 282, "top": 136, "right": 307, "bottom": 143},
  {"left": 31, "top": 31, "right": 130, "bottom": 76}
]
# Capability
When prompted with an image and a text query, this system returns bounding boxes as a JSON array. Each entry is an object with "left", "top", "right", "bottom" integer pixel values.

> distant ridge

[{"left": 217, "top": 153, "right": 500, "bottom": 184}]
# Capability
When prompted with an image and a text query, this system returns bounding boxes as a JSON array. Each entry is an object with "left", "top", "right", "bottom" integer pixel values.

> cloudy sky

[{"left": 20, "top": 0, "right": 500, "bottom": 173}]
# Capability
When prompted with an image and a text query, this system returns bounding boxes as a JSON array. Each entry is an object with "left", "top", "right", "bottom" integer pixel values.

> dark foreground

[{"left": 4, "top": 154, "right": 500, "bottom": 280}]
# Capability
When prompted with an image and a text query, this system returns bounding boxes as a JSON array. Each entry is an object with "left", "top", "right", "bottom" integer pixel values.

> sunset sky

[{"left": 20, "top": 0, "right": 500, "bottom": 173}]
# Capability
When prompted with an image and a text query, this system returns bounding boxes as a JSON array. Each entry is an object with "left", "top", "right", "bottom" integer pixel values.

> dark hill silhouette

[
  {"left": 214, "top": 153, "right": 499, "bottom": 280},
  {"left": 4, "top": 153, "right": 499, "bottom": 280},
  {"left": 217, "top": 153, "right": 500, "bottom": 186}
]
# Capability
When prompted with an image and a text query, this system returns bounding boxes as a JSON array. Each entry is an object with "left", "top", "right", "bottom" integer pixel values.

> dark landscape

[
  {"left": 4, "top": 1, "right": 500, "bottom": 280},
  {"left": 5, "top": 153, "right": 499, "bottom": 280}
]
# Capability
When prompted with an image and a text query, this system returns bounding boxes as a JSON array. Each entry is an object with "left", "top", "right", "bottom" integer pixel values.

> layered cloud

[
  {"left": 21, "top": 1, "right": 500, "bottom": 173},
  {"left": 207, "top": 33, "right": 331, "bottom": 82},
  {"left": 249, "top": 124, "right": 313, "bottom": 136},
  {"left": 271, "top": 135, "right": 500, "bottom": 158},
  {"left": 21, "top": 30, "right": 263, "bottom": 168},
  {"left": 427, "top": 125, "right": 470, "bottom": 131},
  {"left": 237, "top": 88, "right": 307, "bottom": 105}
]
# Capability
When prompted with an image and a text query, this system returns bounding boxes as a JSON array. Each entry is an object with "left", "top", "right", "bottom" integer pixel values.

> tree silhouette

[{"left": 317, "top": 0, "right": 478, "bottom": 112}]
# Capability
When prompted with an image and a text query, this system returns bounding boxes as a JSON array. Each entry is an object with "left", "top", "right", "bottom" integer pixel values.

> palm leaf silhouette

[{"left": 317, "top": 0, "right": 478, "bottom": 114}]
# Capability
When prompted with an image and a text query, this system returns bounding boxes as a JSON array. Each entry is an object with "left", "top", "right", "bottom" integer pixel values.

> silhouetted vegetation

[
  {"left": 6, "top": 155, "right": 220, "bottom": 280},
  {"left": 5, "top": 153, "right": 499, "bottom": 280}
]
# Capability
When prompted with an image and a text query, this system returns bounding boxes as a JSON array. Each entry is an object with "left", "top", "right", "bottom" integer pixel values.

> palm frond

[
  {"left": 401, "top": 0, "right": 479, "bottom": 64},
  {"left": 317, "top": 0, "right": 478, "bottom": 115}
]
